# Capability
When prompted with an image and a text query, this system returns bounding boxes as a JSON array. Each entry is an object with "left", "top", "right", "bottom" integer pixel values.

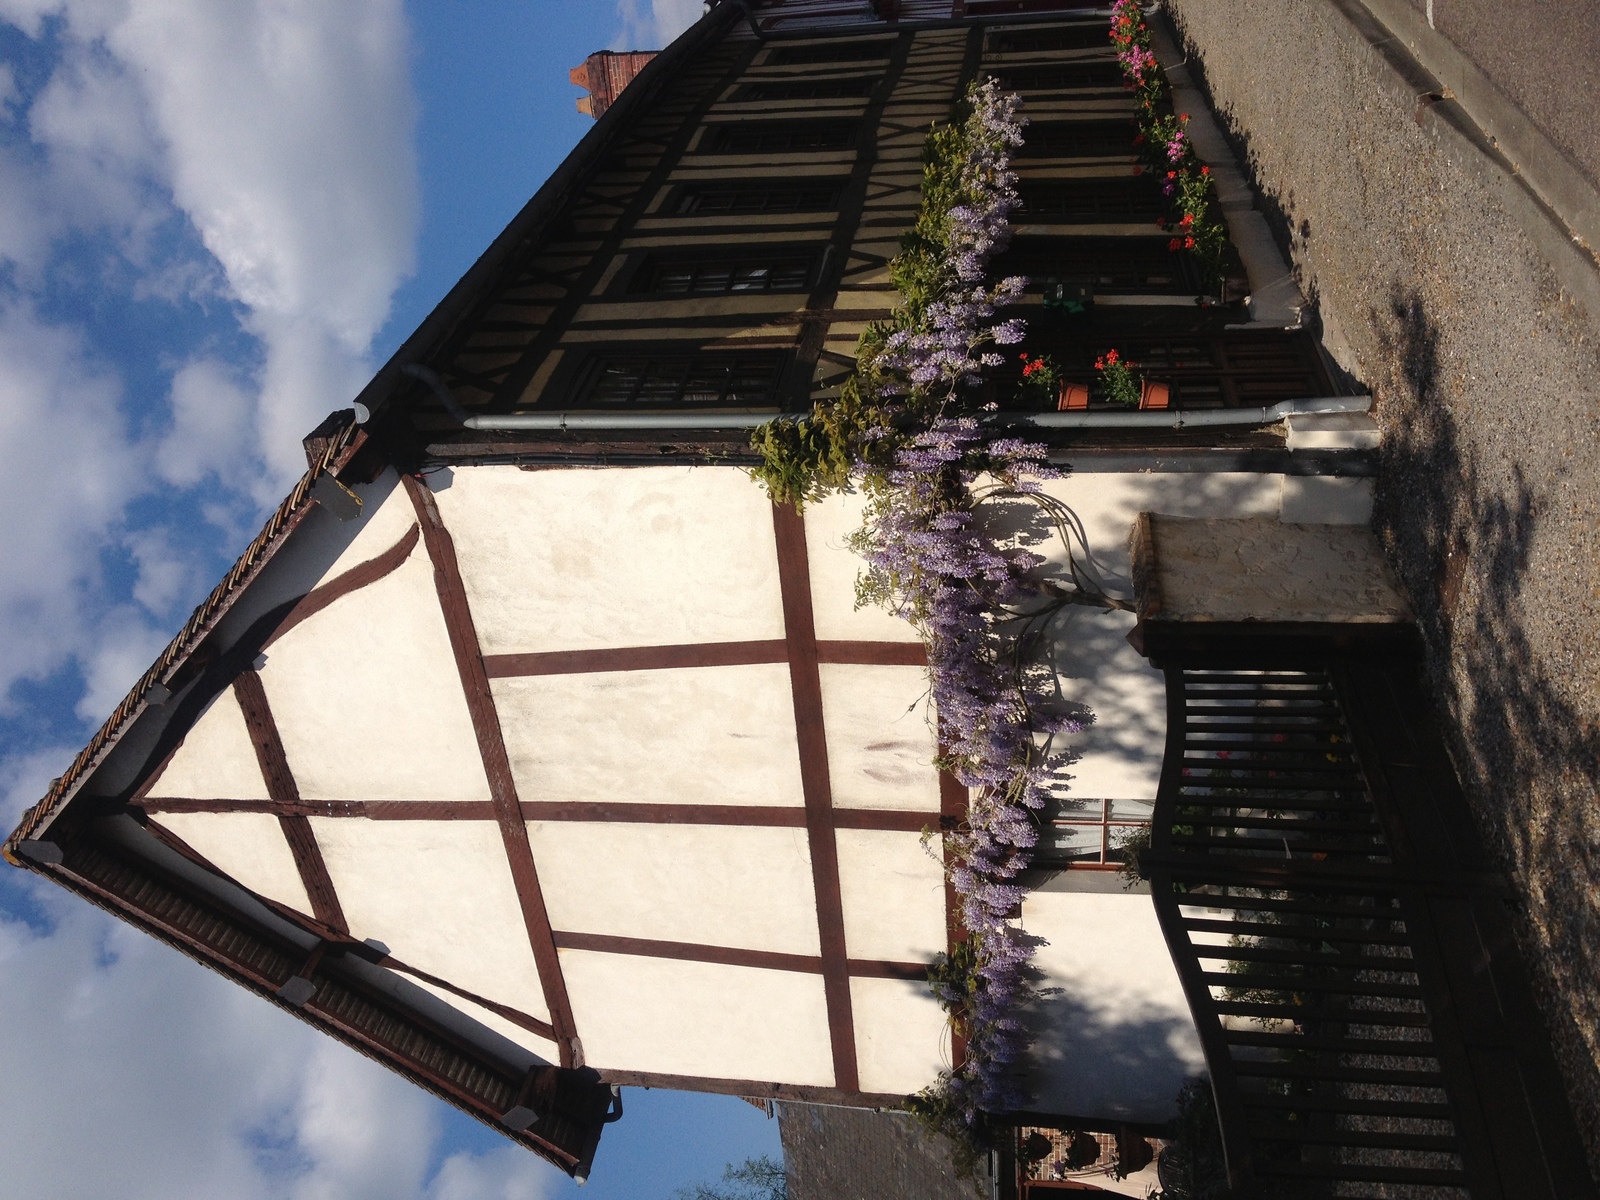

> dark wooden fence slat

[{"left": 1141, "top": 659, "right": 1600, "bottom": 1199}]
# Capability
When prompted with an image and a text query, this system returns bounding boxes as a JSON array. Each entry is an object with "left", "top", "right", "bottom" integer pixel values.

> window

[
  {"left": 633, "top": 250, "right": 816, "bottom": 295},
  {"left": 991, "top": 236, "right": 1201, "bottom": 293},
  {"left": 1017, "top": 178, "right": 1167, "bottom": 221},
  {"left": 671, "top": 180, "right": 845, "bottom": 216},
  {"left": 987, "top": 25, "right": 1108, "bottom": 54},
  {"left": 1015, "top": 120, "right": 1138, "bottom": 159},
  {"left": 1034, "top": 799, "right": 1154, "bottom": 868},
  {"left": 994, "top": 62, "right": 1125, "bottom": 91},
  {"left": 578, "top": 353, "right": 785, "bottom": 408},
  {"left": 704, "top": 121, "right": 858, "bottom": 153},
  {"left": 768, "top": 41, "right": 893, "bottom": 66},
  {"left": 735, "top": 77, "right": 879, "bottom": 102}
]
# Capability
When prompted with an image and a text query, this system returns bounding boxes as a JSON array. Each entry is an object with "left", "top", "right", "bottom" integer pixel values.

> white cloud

[
  {"left": 157, "top": 356, "right": 256, "bottom": 487},
  {"left": 125, "top": 525, "right": 194, "bottom": 613},
  {"left": 72, "top": 603, "right": 170, "bottom": 721},
  {"left": 102, "top": 0, "right": 419, "bottom": 483},
  {"left": 0, "top": 880, "right": 558, "bottom": 1200},
  {"left": 614, "top": 0, "right": 703, "bottom": 48},
  {"left": 4, "top": 0, "right": 419, "bottom": 488},
  {"left": 0, "top": 302, "right": 148, "bottom": 698},
  {"left": 0, "top": 743, "right": 77, "bottom": 829},
  {"left": 428, "top": 1146, "right": 549, "bottom": 1200}
]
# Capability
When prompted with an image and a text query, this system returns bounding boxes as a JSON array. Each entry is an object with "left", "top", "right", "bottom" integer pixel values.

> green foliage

[
  {"left": 748, "top": 84, "right": 1019, "bottom": 510},
  {"left": 1015, "top": 351, "right": 1060, "bottom": 407},
  {"left": 1112, "top": 823, "right": 1151, "bottom": 890},
  {"left": 1093, "top": 348, "right": 1143, "bottom": 407},
  {"left": 925, "top": 936, "right": 982, "bottom": 1036},
  {"left": 673, "top": 1155, "right": 788, "bottom": 1200},
  {"left": 1151, "top": 1079, "right": 1229, "bottom": 1200}
]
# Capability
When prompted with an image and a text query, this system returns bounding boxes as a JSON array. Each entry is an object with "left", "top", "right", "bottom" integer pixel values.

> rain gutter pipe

[{"left": 402, "top": 365, "right": 1370, "bottom": 432}]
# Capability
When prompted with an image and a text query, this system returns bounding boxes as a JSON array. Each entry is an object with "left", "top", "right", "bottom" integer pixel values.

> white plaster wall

[
  {"left": 529, "top": 822, "right": 822, "bottom": 956},
  {"left": 802, "top": 491, "right": 922, "bottom": 643},
  {"left": 494, "top": 665, "right": 805, "bottom": 808},
  {"left": 145, "top": 688, "right": 269, "bottom": 801},
  {"left": 560, "top": 952, "right": 835, "bottom": 1085},
  {"left": 260, "top": 551, "right": 491, "bottom": 803},
  {"left": 434, "top": 466, "right": 786, "bottom": 654},
  {"left": 310, "top": 819, "right": 552, "bottom": 1023},
  {"left": 818, "top": 664, "right": 941, "bottom": 812},
  {"left": 309, "top": 467, "right": 416, "bottom": 584},
  {"left": 1018, "top": 889, "right": 1206, "bottom": 1122},
  {"left": 849, "top": 976, "right": 951, "bottom": 1095},
  {"left": 1018, "top": 474, "right": 1285, "bottom": 802},
  {"left": 152, "top": 812, "right": 312, "bottom": 914},
  {"left": 835, "top": 829, "right": 947, "bottom": 963}
]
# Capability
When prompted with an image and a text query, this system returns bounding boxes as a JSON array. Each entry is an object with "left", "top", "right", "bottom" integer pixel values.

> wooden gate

[{"left": 1138, "top": 647, "right": 1597, "bottom": 1199}]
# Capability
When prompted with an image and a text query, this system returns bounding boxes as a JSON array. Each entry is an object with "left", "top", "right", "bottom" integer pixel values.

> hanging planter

[
  {"left": 1140, "top": 379, "right": 1171, "bottom": 410},
  {"left": 1058, "top": 381, "right": 1090, "bottom": 410}
]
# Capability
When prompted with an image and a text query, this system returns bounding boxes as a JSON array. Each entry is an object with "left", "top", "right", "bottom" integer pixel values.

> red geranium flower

[{"left": 1168, "top": 237, "right": 1183, "bottom": 251}]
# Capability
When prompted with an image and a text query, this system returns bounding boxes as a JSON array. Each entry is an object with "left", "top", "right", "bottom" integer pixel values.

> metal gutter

[
  {"left": 1003, "top": 395, "right": 1370, "bottom": 428},
  {"left": 407, "top": 364, "right": 1370, "bottom": 431}
]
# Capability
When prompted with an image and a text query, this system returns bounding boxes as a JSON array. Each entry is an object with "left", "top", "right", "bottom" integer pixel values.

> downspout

[{"left": 403, "top": 366, "right": 1371, "bottom": 431}]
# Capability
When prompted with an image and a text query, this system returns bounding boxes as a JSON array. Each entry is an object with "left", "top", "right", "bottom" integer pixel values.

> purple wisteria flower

[{"left": 786, "top": 77, "right": 1098, "bottom": 1124}]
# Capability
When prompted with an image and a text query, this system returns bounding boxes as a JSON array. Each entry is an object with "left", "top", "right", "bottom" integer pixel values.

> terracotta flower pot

[
  {"left": 1139, "top": 380, "right": 1170, "bottom": 410},
  {"left": 1058, "top": 382, "right": 1090, "bottom": 411}
]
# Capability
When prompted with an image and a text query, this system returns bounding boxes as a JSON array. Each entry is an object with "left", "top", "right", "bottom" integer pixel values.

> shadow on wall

[
  {"left": 1370, "top": 285, "right": 1600, "bottom": 1154},
  {"left": 1017, "top": 984, "right": 1205, "bottom": 1125}
]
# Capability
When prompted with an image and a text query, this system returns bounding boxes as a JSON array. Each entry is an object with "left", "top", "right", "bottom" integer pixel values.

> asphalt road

[
  {"left": 1164, "top": 0, "right": 1600, "bottom": 1180},
  {"left": 1407, "top": 0, "right": 1600, "bottom": 189}
]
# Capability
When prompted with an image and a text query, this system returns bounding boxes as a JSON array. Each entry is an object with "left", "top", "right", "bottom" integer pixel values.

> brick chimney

[{"left": 570, "top": 50, "right": 658, "bottom": 120}]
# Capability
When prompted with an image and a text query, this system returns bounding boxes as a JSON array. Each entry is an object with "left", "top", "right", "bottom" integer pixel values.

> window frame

[
  {"left": 667, "top": 179, "right": 847, "bottom": 217},
  {"left": 700, "top": 120, "right": 860, "bottom": 154},
  {"left": 569, "top": 351, "right": 789, "bottom": 411},
  {"left": 766, "top": 40, "right": 894, "bottom": 66},
  {"left": 627, "top": 247, "right": 821, "bottom": 297},
  {"left": 1034, "top": 798, "right": 1154, "bottom": 870},
  {"left": 733, "top": 76, "right": 881, "bottom": 103}
]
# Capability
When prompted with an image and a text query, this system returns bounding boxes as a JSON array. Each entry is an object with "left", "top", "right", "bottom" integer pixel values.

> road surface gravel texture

[
  {"left": 1397, "top": 0, "right": 1600, "bottom": 189},
  {"left": 1161, "top": 0, "right": 1600, "bottom": 1178}
]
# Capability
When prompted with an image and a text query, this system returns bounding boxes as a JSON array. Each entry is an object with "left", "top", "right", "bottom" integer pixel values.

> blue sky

[{"left": 0, "top": 1, "right": 783, "bottom": 1196}]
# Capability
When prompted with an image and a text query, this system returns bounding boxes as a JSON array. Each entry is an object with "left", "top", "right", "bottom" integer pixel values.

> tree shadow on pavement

[{"left": 1370, "top": 285, "right": 1600, "bottom": 1167}]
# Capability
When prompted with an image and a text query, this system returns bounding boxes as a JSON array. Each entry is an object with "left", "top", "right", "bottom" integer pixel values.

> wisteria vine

[{"left": 750, "top": 79, "right": 1115, "bottom": 1138}]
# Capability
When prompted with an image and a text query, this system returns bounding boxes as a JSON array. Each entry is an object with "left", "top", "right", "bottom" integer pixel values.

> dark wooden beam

[
  {"left": 484, "top": 641, "right": 787, "bottom": 678},
  {"left": 772, "top": 501, "right": 858, "bottom": 1093},
  {"left": 265, "top": 524, "right": 419, "bottom": 649},
  {"left": 379, "top": 956, "right": 558, "bottom": 1043},
  {"left": 140, "top": 797, "right": 947, "bottom": 832},
  {"left": 403, "top": 474, "right": 582, "bottom": 1068},
  {"left": 231, "top": 670, "right": 348, "bottom": 933},
  {"left": 940, "top": 760, "right": 969, "bottom": 1069},
  {"left": 551, "top": 929, "right": 926, "bottom": 981},
  {"left": 482, "top": 638, "right": 923, "bottom": 678}
]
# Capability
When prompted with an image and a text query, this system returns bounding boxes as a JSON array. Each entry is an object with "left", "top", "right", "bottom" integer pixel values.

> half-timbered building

[{"left": 10, "top": 2, "right": 1595, "bottom": 1193}]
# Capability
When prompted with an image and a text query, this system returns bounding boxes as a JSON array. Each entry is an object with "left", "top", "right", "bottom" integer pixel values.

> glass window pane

[
  {"left": 1111, "top": 799, "right": 1156, "bottom": 822},
  {"left": 1039, "top": 823, "right": 1104, "bottom": 864}
]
